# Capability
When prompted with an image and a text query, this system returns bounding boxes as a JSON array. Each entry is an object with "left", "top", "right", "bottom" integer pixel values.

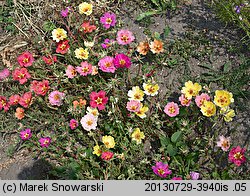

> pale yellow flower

[
  {"left": 220, "top": 107, "right": 235, "bottom": 122},
  {"left": 93, "top": 145, "right": 102, "bottom": 156},
  {"left": 143, "top": 83, "right": 159, "bottom": 96},
  {"left": 79, "top": 2, "right": 93, "bottom": 15},
  {"left": 131, "top": 128, "right": 145, "bottom": 144},
  {"left": 102, "top": 135, "right": 115, "bottom": 149},
  {"left": 51, "top": 28, "right": 67, "bottom": 42},
  {"left": 87, "top": 107, "right": 99, "bottom": 118},
  {"left": 128, "top": 86, "right": 144, "bottom": 101},
  {"left": 75, "top": 47, "right": 89, "bottom": 59},
  {"left": 135, "top": 104, "right": 149, "bottom": 118}
]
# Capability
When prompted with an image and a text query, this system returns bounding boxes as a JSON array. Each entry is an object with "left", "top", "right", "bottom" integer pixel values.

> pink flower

[
  {"left": 101, "top": 151, "right": 114, "bottom": 161},
  {"left": 90, "top": 90, "right": 108, "bottom": 110},
  {"left": 39, "top": 137, "right": 51, "bottom": 148},
  {"left": 9, "top": 94, "right": 20, "bottom": 106},
  {"left": 69, "top": 119, "right": 78, "bottom": 130},
  {"left": 80, "top": 113, "right": 97, "bottom": 131},
  {"left": 228, "top": 146, "right": 246, "bottom": 166},
  {"left": 117, "top": 29, "right": 135, "bottom": 45},
  {"left": 61, "top": 7, "right": 69, "bottom": 18},
  {"left": 113, "top": 53, "right": 131, "bottom": 68},
  {"left": 217, "top": 135, "right": 230, "bottom": 151},
  {"left": 30, "top": 80, "right": 50, "bottom": 96},
  {"left": 152, "top": 162, "right": 172, "bottom": 178},
  {"left": 76, "top": 61, "right": 93, "bottom": 76},
  {"left": 100, "top": 12, "right": 116, "bottom": 29},
  {"left": 42, "top": 55, "right": 57, "bottom": 65},
  {"left": 126, "top": 100, "right": 141, "bottom": 112},
  {"left": 98, "top": 56, "right": 116, "bottom": 73},
  {"left": 190, "top": 172, "right": 199, "bottom": 180},
  {"left": 65, "top": 65, "right": 77, "bottom": 78},
  {"left": 12, "top": 68, "right": 31, "bottom": 84},
  {"left": 179, "top": 94, "right": 191, "bottom": 106},
  {"left": 48, "top": 90, "right": 65, "bottom": 106},
  {"left": 195, "top": 93, "right": 210, "bottom": 107},
  {"left": 164, "top": 102, "right": 179, "bottom": 117},
  {"left": 17, "top": 51, "right": 34, "bottom": 67},
  {"left": 0, "top": 68, "right": 10, "bottom": 81},
  {"left": 19, "top": 92, "right": 32, "bottom": 108},
  {"left": 20, "top": 129, "right": 32, "bottom": 140},
  {"left": 172, "top": 177, "right": 183, "bottom": 180},
  {"left": 101, "top": 39, "right": 114, "bottom": 49},
  {"left": 0, "top": 96, "right": 10, "bottom": 112}
]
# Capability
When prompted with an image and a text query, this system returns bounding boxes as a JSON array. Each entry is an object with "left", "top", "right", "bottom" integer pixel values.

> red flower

[
  {"left": 30, "top": 80, "right": 50, "bottom": 96},
  {"left": 90, "top": 90, "right": 108, "bottom": 110},
  {"left": 12, "top": 68, "right": 31, "bottom": 84},
  {"left": 0, "top": 96, "right": 10, "bottom": 112},
  {"left": 9, "top": 94, "right": 21, "bottom": 106},
  {"left": 101, "top": 151, "right": 113, "bottom": 161},
  {"left": 17, "top": 51, "right": 34, "bottom": 67},
  {"left": 56, "top": 40, "right": 70, "bottom": 54},
  {"left": 228, "top": 146, "right": 246, "bottom": 166},
  {"left": 42, "top": 55, "right": 57, "bottom": 65},
  {"left": 19, "top": 92, "right": 32, "bottom": 108},
  {"left": 81, "top": 21, "right": 96, "bottom": 33}
]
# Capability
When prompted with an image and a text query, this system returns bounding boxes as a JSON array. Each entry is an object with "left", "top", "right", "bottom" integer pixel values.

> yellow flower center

[
  {"left": 131, "top": 105, "right": 137, "bottom": 110},
  {"left": 44, "top": 140, "right": 49, "bottom": 144},
  {"left": 221, "top": 141, "right": 229, "bottom": 148},
  {"left": 18, "top": 73, "right": 25, "bottom": 79},
  {"left": 1, "top": 100, "right": 6, "bottom": 106},
  {"left": 95, "top": 97, "right": 103, "bottom": 105},
  {"left": 119, "top": 59, "right": 126, "bottom": 65},
  {"left": 23, "top": 58, "right": 29, "bottom": 63},
  {"left": 121, "top": 35, "right": 129, "bottom": 42},
  {"left": 234, "top": 152, "right": 243, "bottom": 160},
  {"left": 71, "top": 69, "right": 77, "bottom": 76},
  {"left": 24, "top": 133, "right": 29, "bottom": 138},
  {"left": 54, "top": 94, "right": 60, "bottom": 101},
  {"left": 134, "top": 93, "right": 141, "bottom": 100},
  {"left": 188, "top": 89, "right": 194, "bottom": 95},
  {"left": 105, "top": 62, "right": 112, "bottom": 67},
  {"left": 158, "top": 169, "right": 165, "bottom": 175},
  {"left": 135, "top": 133, "right": 141, "bottom": 140},
  {"left": 82, "top": 67, "right": 89, "bottom": 73},
  {"left": 60, "top": 44, "right": 66, "bottom": 50},
  {"left": 168, "top": 106, "right": 175, "bottom": 114},
  {"left": 86, "top": 120, "right": 93, "bottom": 126},
  {"left": 106, "top": 18, "right": 112, "bottom": 24}
]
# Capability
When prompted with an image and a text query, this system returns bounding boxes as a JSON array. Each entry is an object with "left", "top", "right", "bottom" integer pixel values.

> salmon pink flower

[
  {"left": 17, "top": 51, "right": 34, "bottom": 67},
  {"left": 69, "top": 119, "right": 78, "bottom": 130},
  {"left": 164, "top": 102, "right": 179, "bottom": 117},
  {"left": 9, "top": 94, "right": 20, "bottom": 106},
  {"left": 30, "top": 80, "right": 50, "bottom": 96},
  {"left": 42, "top": 55, "right": 57, "bottom": 65},
  {"left": 137, "top": 41, "right": 150, "bottom": 55},
  {"left": 179, "top": 94, "right": 191, "bottom": 106},
  {"left": 0, "top": 96, "right": 10, "bottom": 112},
  {"left": 195, "top": 93, "right": 210, "bottom": 107},
  {"left": 19, "top": 92, "right": 32, "bottom": 108},
  {"left": 15, "top": 107, "right": 25, "bottom": 120},
  {"left": 113, "top": 53, "right": 131, "bottom": 68},
  {"left": 117, "top": 29, "right": 135, "bottom": 45},
  {"left": 0, "top": 68, "right": 10, "bottom": 81},
  {"left": 39, "top": 137, "right": 51, "bottom": 148},
  {"left": 66, "top": 65, "right": 77, "bottom": 78},
  {"left": 49, "top": 90, "right": 65, "bottom": 106},
  {"left": 149, "top": 39, "right": 164, "bottom": 54},
  {"left": 229, "top": 146, "right": 246, "bottom": 166},
  {"left": 80, "top": 113, "right": 97, "bottom": 131},
  {"left": 126, "top": 100, "right": 141, "bottom": 112},
  {"left": 101, "top": 151, "right": 114, "bottom": 161},
  {"left": 76, "top": 61, "right": 92, "bottom": 76},
  {"left": 20, "top": 129, "right": 32, "bottom": 140},
  {"left": 217, "top": 135, "right": 230, "bottom": 151},
  {"left": 190, "top": 172, "right": 200, "bottom": 180},
  {"left": 98, "top": 56, "right": 116, "bottom": 73},
  {"left": 81, "top": 21, "right": 96, "bottom": 33},
  {"left": 152, "top": 162, "right": 172, "bottom": 178},
  {"left": 100, "top": 12, "right": 116, "bottom": 29},
  {"left": 56, "top": 40, "right": 70, "bottom": 54},
  {"left": 90, "top": 90, "right": 108, "bottom": 110},
  {"left": 12, "top": 68, "right": 31, "bottom": 84}
]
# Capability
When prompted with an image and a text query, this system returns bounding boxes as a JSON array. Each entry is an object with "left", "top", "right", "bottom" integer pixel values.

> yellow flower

[
  {"left": 143, "top": 83, "right": 159, "bottom": 96},
  {"left": 200, "top": 101, "right": 216, "bottom": 117},
  {"left": 220, "top": 107, "right": 235, "bottom": 122},
  {"left": 214, "top": 90, "right": 234, "bottom": 108},
  {"left": 79, "top": 2, "right": 93, "bottom": 15},
  {"left": 135, "top": 104, "right": 149, "bottom": 118},
  {"left": 93, "top": 145, "right": 102, "bottom": 156},
  {"left": 128, "top": 86, "right": 144, "bottom": 101},
  {"left": 131, "top": 128, "right": 145, "bottom": 144},
  {"left": 102, "top": 135, "right": 115, "bottom": 149},
  {"left": 75, "top": 47, "right": 89, "bottom": 59},
  {"left": 181, "top": 81, "right": 202, "bottom": 99},
  {"left": 51, "top": 28, "right": 67, "bottom": 42}
]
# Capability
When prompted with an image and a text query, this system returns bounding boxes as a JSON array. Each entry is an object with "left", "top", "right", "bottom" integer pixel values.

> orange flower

[
  {"left": 149, "top": 39, "right": 164, "bottom": 54},
  {"left": 137, "top": 41, "right": 150, "bottom": 55},
  {"left": 15, "top": 107, "right": 25, "bottom": 120},
  {"left": 73, "top": 98, "right": 87, "bottom": 109}
]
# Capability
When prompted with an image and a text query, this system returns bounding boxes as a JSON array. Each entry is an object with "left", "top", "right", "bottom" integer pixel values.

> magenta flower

[
  {"left": 69, "top": 119, "right": 78, "bottom": 130},
  {"left": 66, "top": 65, "right": 77, "bottom": 78},
  {"left": 101, "top": 151, "right": 114, "bottom": 161},
  {"left": 172, "top": 177, "right": 183, "bottom": 180},
  {"left": 20, "top": 129, "right": 32, "bottom": 140},
  {"left": 100, "top": 12, "right": 116, "bottom": 29},
  {"left": 101, "top": 39, "right": 115, "bottom": 49},
  {"left": 126, "top": 100, "right": 141, "bottom": 112},
  {"left": 164, "top": 102, "right": 179, "bottom": 117},
  {"left": 90, "top": 90, "right": 109, "bottom": 110},
  {"left": 98, "top": 56, "right": 116, "bottom": 73},
  {"left": 195, "top": 93, "right": 210, "bottom": 107},
  {"left": 217, "top": 135, "right": 230, "bottom": 151},
  {"left": 76, "top": 61, "right": 93, "bottom": 76},
  {"left": 48, "top": 90, "right": 65, "bottom": 106},
  {"left": 117, "top": 29, "right": 135, "bottom": 45},
  {"left": 228, "top": 146, "right": 246, "bottom": 166},
  {"left": 152, "top": 162, "right": 172, "bottom": 178},
  {"left": 113, "top": 53, "right": 132, "bottom": 68},
  {"left": 61, "top": 7, "right": 69, "bottom": 18},
  {"left": 0, "top": 68, "right": 10, "bottom": 81},
  {"left": 39, "top": 137, "right": 51, "bottom": 148},
  {"left": 190, "top": 172, "right": 199, "bottom": 180},
  {"left": 179, "top": 94, "right": 191, "bottom": 107}
]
